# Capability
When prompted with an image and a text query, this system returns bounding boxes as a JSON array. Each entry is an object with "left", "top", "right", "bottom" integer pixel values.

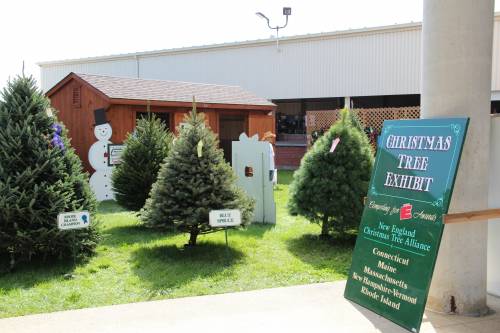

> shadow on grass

[
  {"left": 0, "top": 256, "right": 81, "bottom": 292},
  {"left": 100, "top": 224, "right": 172, "bottom": 247},
  {"left": 130, "top": 242, "right": 244, "bottom": 296},
  {"left": 277, "top": 170, "right": 295, "bottom": 185},
  {"left": 98, "top": 200, "right": 130, "bottom": 214},
  {"left": 233, "top": 223, "right": 275, "bottom": 239},
  {"left": 286, "top": 233, "right": 354, "bottom": 275}
]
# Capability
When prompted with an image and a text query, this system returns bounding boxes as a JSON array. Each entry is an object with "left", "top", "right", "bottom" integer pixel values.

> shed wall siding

[
  {"left": 49, "top": 81, "right": 109, "bottom": 172},
  {"left": 107, "top": 105, "right": 135, "bottom": 144},
  {"left": 248, "top": 111, "right": 275, "bottom": 141},
  {"left": 40, "top": 18, "right": 500, "bottom": 99}
]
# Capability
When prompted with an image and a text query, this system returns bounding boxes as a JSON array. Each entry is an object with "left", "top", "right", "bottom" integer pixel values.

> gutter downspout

[{"left": 135, "top": 55, "right": 140, "bottom": 78}]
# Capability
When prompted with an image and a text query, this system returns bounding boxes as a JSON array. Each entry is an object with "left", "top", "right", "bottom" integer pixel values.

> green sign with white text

[{"left": 344, "top": 118, "right": 469, "bottom": 333}]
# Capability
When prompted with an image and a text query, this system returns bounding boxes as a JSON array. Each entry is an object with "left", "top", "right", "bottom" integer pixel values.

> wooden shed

[{"left": 46, "top": 73, "right": 276, "bottom": 171}]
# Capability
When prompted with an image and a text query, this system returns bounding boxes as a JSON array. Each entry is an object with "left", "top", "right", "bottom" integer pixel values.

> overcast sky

[{"left": 0, "top": 0, "right": 498, "bottom": 91}]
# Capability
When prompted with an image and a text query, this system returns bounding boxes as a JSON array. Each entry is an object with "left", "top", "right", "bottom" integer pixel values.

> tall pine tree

[
  {"left": 141, "top": 101, "right": 254, "bottom": 246},
  {"left": 112, "top": 111, "right": 173, "bottom": 211},
  {"left": 0, "top": 76, "right": 99, "bottom": 269},
  {"left": 288, "top": 109, "right": 374, "bottom": 237}
]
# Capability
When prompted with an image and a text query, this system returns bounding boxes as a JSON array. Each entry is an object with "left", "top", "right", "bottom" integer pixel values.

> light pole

[{"left": 256, "top": 7, "right": 292, "bottom": 51}]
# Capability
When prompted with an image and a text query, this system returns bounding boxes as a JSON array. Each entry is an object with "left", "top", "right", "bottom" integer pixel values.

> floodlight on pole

[{"left": 255, "top": 7, "right": 292, "bottom": 51}]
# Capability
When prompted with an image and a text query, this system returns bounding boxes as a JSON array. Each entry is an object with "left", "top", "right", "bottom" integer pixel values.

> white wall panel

[
  {"left": 492, "top": 19, "right": 500, "bottom": 91},
  {"left": 488, "top": 115, "right": 500, "bottom": 296},
  {"left": 41, "top": 59, "right": 137, "bottom": 91},
  {"left": 137, "top": 28, "right": 422, "bottom": 100}
]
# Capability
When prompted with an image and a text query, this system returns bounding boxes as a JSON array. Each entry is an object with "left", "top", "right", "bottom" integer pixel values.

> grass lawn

[{"left": 0, "top": 171, "right": 353, "bottom": 319}]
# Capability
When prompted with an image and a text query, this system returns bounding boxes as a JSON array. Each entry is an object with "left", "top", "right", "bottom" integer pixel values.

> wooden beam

[
  {"left": 110, "top": 98, "right": 276, "bottom": 111},
  {"left": 443, "top": 208, "right": 500, "bottom": 224}
]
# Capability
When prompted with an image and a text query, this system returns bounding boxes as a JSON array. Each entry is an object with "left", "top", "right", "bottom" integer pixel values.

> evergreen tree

[
  {"left": 141, "top": 101, "right": 254, "bottom": 246},
  {"left": 0, "top": 76, "right": 99, "bottom": 269},
  {"left": 288, "top": 109, "right": 374, "bottom": 237},
  {"left": 112, "top": 111, "right": 173, "bottom": 211}
]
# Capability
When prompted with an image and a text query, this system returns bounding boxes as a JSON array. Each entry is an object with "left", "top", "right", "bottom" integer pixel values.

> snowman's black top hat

[{"left": 94, "top": 108, "right": 109, "bottom": 126}]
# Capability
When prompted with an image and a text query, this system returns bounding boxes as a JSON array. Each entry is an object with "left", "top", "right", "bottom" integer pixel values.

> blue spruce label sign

[
  {"left": 344, "top": 118, "right": 469, "bottom": 333},
  {"left": 209, "top": 209, "right": 241, "bottom": 227}
]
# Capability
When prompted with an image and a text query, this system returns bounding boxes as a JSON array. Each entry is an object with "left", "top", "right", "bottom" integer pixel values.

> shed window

[
  {"left": 136, "top": 112, "right": 170, "bottom": 129},
  {"left": 72, "top": 86, "right": 81, "bottom": 108}
]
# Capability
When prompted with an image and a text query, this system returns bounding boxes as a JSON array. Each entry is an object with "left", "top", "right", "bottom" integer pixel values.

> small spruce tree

[
  {"left": 288, "top": 109, "right": 374, "bottom": 237},
  {"left": 0, "top": 76, "right": 99, "bottom": 269},
  {"left": 112, "top": 111, "right": 173, "bottom": 211},
  {"left": 141, "top": 101, "right": 254, "bottom": 246}
]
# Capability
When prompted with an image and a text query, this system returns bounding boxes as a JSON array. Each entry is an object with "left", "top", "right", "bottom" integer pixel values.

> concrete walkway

[{"left": 1, "top": 281, "right": 499, "bottom": 333}]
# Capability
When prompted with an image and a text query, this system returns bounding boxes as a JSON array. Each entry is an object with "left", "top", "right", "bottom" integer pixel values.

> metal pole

[
  {"left": 276, "top": 28, "right": 280, "bottom": 50},
  {"left": 261, "top": 152, "right": 266, "bottom": 223}
]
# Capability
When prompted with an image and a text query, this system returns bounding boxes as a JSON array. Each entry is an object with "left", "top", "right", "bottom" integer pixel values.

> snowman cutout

[{"left": 89, "top": 108, "right": 115, "bottom": 201}]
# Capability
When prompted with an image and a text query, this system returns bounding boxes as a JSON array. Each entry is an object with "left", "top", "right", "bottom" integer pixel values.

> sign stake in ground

[
  {"left": 57, "top": 211, "right": 91, "bottom": 263},
  {"left": 344, "top": 118, "right": 469, "bottom": 333},
  {"left": 209, "top": 209, "right": 241, "bottom": 250}
]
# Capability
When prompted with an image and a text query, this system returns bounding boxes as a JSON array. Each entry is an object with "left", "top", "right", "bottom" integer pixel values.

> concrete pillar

[{"left": 421, "top": 0, "right": 494, "bottom": 315}]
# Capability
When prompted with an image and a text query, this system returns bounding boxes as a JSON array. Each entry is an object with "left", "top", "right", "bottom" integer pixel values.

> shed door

[{"left": 219, "top": 115, "right": 246, "bottom": 163}]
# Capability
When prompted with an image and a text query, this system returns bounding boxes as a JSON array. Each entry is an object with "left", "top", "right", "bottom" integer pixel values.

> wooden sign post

[{"left": 344, "top": 118, "right": 469, "bottom": 333}]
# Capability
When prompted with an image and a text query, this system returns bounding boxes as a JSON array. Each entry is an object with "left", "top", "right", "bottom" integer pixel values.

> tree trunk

[
  {"left": 321, "top": 216, "right": 329, "bottom": 237},
  {"left": 9, "top": 253, "right": 15, "bottom": 271},
  {"left": 188, "top": 228, "right": 199, "bottom": 246}
]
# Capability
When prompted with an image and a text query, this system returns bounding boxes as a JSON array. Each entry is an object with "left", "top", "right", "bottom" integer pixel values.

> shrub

[
  {"left": 288, "top": 109, "right": 374, "bottom": 237},
  {"left": 112, "top": 112, "right": 173, "bottom": 211},
  {"left": 0, "top": 76, "right": 99, "bottom": 269},
  {"left": 141, "top": 102, "right": 254, "bottom": 246}
]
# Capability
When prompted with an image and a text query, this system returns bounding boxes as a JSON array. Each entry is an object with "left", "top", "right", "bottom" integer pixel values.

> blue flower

[
  {"left": 50, "top": 124, "right": 65, "bottom": 151},
  {"left": 51, "top": 123, "right": 63, "bottom": 135}
]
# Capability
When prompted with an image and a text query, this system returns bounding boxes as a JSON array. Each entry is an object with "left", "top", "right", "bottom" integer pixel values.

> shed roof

[{"left": 47, "top": 72, "right": 275, "bottom": 110}]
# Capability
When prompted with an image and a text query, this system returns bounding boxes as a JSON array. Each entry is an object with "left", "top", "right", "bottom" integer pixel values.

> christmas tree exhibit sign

[{"left": 344, "top": 118, "right": 469, "bottom": 333}]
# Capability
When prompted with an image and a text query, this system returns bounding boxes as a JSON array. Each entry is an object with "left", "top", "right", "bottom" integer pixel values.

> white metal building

[{"left": 39, "top": 14, "right": 500, "bottom": 100}]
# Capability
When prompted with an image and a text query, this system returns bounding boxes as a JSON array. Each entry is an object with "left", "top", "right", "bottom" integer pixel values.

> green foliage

[
  {"left": 141, "top": 102, "right": 254, "bottom": 245},
  {"left": 0, "top": 184, "right": 353, "bottom": 319},
  {"left": 348, "top": 109, "right": 364, "bottom": 132},
  {"left": 112, "top": 112, "right": 173, "bottom": 211},
  {"left": 0, "top": 76, "right": 99, "bottom": 269},
  {"left": 288, "top": 109, "right": 374, "bottom": 237}
]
